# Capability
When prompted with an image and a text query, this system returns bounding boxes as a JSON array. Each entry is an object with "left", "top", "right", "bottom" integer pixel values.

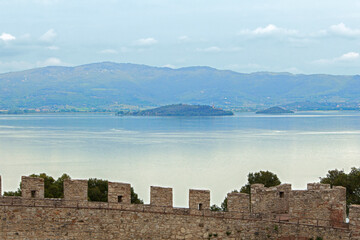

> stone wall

[
  {"left": 21, "top": 176, "right": 44, "bottom": 199},
  {"left": 251, "top": 183, "right": 291, "bottom": 215},
  {"left": 0, "top": 175, "right": 358, "bottom": 239},
  {"left": 289, "top": 184, "right": 346, "bottom": 226},
  {"left": 349, "top": 205, "right": 360, "bottom": 239},
  {"left": 227, "top": 192, "right": 250, "bottom": 213},
  {"left": 150, "top": 186, "right": 173, "bottom": 207},
  {"left": 189, "top": 189, "right": 210, "bottom": 211},
  {"left": 0, "top": 175, "right": 1, "bottom": 196},
  {"left": 108, "top": 182, "right": 131, "bottom": 204},
  {"left": 0, "top": 197, "right": 352, "bottom": 240},
  {"left": 64, "top": 179, "right": 88, "bottom": 201}
]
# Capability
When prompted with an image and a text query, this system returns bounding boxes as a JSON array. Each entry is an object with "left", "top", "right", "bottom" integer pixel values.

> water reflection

[{"left": 0, "top": 112, "right": 359, "bottom": 207}]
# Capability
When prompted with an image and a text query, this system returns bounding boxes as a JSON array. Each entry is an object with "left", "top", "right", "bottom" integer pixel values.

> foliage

[
  {"left": 88, "top": 178, "right": 108, "bottom": 202},
  {"left": 126, "top": 104, "right": 233, "bottom": 117},
  {"left": 221, "top": 197, "right": 228, "bottom": 211},
  {"left": 220, "top": 171, "right": 280, "bottom": 211},
  {"left": 3, "top": 184, "right": 21, "bottom": 196},
  {"left": 210, "top": 204, "right": 222, "bottom": 211},
  {"left": 30, "top": 173, "right": 71, "bottom": 198},
  {"left": 320, "top": 167, "right": 360, "bottom": 211},
  {"left": 220, "top": 190, "right": 238, "bottom": 212},
  {"left": 240, "top": 170, "right": 281, "bottom": 194},
  {"left": 131, "top": 187, "right": 144, "bottom": 204}
]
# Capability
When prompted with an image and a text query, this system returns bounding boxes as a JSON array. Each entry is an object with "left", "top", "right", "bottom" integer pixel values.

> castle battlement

[{"left": 0, "top": 176, "right": 360, "bottom": 239}]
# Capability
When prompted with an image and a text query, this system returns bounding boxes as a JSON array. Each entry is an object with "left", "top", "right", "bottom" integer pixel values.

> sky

[{"left": 1, "top": 0, "right": 360, "bottom": 74}]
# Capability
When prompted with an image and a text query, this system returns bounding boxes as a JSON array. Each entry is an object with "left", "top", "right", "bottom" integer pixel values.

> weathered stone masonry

[{"left": 0, "top": 176, "right": 360, "bottom": 239}]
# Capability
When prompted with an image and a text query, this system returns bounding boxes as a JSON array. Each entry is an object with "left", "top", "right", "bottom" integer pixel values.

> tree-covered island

[
  {"left": 118, "top": 104, "right": 234, "bottom": 116},
  {"left": 256, "top": 106, "right": 294, "bottom": 114}
]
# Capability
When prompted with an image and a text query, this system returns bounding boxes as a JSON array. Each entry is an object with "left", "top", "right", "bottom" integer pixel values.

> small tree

[
  {"left": 88, "top": 178, "right": 108, "bottom": 202},
  {"left": 210, "top": 204, "right": 222, "bottom": 211},
  {"left": 131, "top": 187, "right": 143, "bottom": 204},
  {"left": 240, "top": 170, "right": 281, "bottom": 194},
  {"left": 320, "top": 167, "right": 360, "bottom": 212},
  {"left": 220, "top": 171, "right": 281, "bottom": 211}
]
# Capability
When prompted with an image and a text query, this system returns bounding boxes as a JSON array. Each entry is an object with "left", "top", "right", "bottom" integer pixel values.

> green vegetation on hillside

[{"left": 256, "top": 106, "right": 294, "bottom": 114}]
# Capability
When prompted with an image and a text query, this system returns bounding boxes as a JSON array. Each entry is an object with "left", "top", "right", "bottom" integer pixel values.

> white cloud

[
  {"left": 196, "top": 46, "right": 221, "bottom": 52},
  {"left": 40, "top": 29, "right": 57, "bottom": 42},
  {"left": 37, "top": 57, "right": 64, "bottom": 67},
  {"left": 162, "top": 64, "right": 176, "bottom": 69},
  {"left": 338, "top": 52, "right": 359, "bottom": 60},
  {"left": 0, "top": 57, "right": 67, "bottom": 72},
  {"left": 178, "top": 35, "right": 190, "bottom": 42},
  {"left": 313, "top": 52, "right": 360, "bottom": 65},
  {"left": 329, "top": 23, "right": 360, "bottom": 37},
  {"left": 317, "top": 23, "right": 360, "bottom": 38},
  {"left": 34, "top": 0, "right": 60, "bottom": 4},
  {"left": 46, "top": 46, "right": 59, "bottom": 50},
  {"left": 99, "top": 49, "right": 118, "bottom": 54},
  {"left": 0, "top": 33, "right": 16, "bottom": 42},
  {"left": 196, "top": 46, "right": 241, "bottom": 53},
  {"left": 133, "top": 37, "right": 158, "bottom": 46},
  {"left": 239, "top": 24, "right": 298, "bottom": 36}
]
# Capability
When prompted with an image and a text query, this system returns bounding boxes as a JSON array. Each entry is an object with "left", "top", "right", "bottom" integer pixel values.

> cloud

[
  {"left": 162, "top": 64, "right": 176, "bottom": 69},
  {"left": 37, "top": 57, "right": 64, "bottom": 67},
  {"left": 313, "top": 52, "right": 360, "bottom": 65},
  {"left": 196, "top": 46, "right": 241, "bottom": 53},
  {"left": 99, "top": 49, "right": 118, "bottom": 54},
  {"left": 338, "top": 52, "right": 359, "bottom": 60},
  {"left": 0, "top": 57, "right": 66, "bottom": 73},
  {"left": 133, "top": 37, "right": 158, "bottom": 46},
  {"left": 328, "top": 23, "right": 360, "bottom": 37},
  {"left": 46, "top": 46, "right": 59, "bottom": 50},
  {"left": 0, "top": 33, "right": 16, "bottom": 42},
  {"left": 239, "top": 24, "right": 298, "bottom": 36},
  {"left": 178, "top": 35, "right": 190, "bottom": 42},
  {"left": 196, "top": 46, "right": 221, "bottom": 52},
  {"left": 317, "top": 23, "right": 360, "bottom": 38},
  {"left": 39, "top": 29, "right": 57, "bottom": 42}
]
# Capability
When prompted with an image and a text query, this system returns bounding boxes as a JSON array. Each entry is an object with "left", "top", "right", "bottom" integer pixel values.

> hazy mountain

[{"left": 0, "top": 62, "right": 359, "bottom": 110}]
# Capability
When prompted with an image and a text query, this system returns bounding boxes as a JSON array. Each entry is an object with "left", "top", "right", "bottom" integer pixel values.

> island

[
  {"left": 256, "top": 106, "right": 294, "bottom": 114},
  {"left": 118, "top": 104, "right": 234, "bottom": 116}
]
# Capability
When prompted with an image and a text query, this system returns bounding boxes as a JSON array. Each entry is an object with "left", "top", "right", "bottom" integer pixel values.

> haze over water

[{"left": 0, "top": 112, "right": 359, "bottom": 207}]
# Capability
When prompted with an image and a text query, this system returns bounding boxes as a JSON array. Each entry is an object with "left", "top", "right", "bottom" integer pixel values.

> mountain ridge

[{"left": 0, "top": 61, "right": 359, "bottom": 111}]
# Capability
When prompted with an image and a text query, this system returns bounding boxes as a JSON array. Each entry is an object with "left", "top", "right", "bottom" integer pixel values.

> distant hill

[
  {"left": 256, "top": 106, "right": 294, "bottom": 114},
  {"left": 120, "top": 104, "right": 234, "bottom": 116},
  {"left": 0, "top": 62, "right": 360, "bottom": 111}
]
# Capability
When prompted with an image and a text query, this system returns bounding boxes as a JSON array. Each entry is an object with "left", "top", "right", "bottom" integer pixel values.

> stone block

[
  {"left": 189, "top": 189, "right": 210, "bottom": 210},
  {"left": 108, "top": 182, "right": 131, "bottom": 204},
  {"left": 307, "top": 183, "right": 331, "bottom": 190},
  {"left": 21, "top": 176, "right": 44, "bottom": 199},
  {"left": 227, "top": 192, "right": 249, "bottom": 213},
  {"left": 64, "top": 179, "right": 88, "bottom": 201},
  {"left": 150, "top": 186, "right": 173, "bottom": 207},
  {"left": 250, "top": 183, "right": 291, "bottom": 214}
]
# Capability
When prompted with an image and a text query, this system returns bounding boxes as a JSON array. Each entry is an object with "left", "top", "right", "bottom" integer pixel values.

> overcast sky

[{"left": 1, "top": 0, "right": 360, "bottom": 74}]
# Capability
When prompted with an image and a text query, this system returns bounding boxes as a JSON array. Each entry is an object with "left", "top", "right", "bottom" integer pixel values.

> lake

[{"left": 0, "top": 111, "right": 360, "bottom": 207}]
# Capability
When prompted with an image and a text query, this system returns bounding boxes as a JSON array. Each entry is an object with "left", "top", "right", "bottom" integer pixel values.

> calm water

[{"left": 0, "top": 112, "right": 360, "bottom": 206}]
